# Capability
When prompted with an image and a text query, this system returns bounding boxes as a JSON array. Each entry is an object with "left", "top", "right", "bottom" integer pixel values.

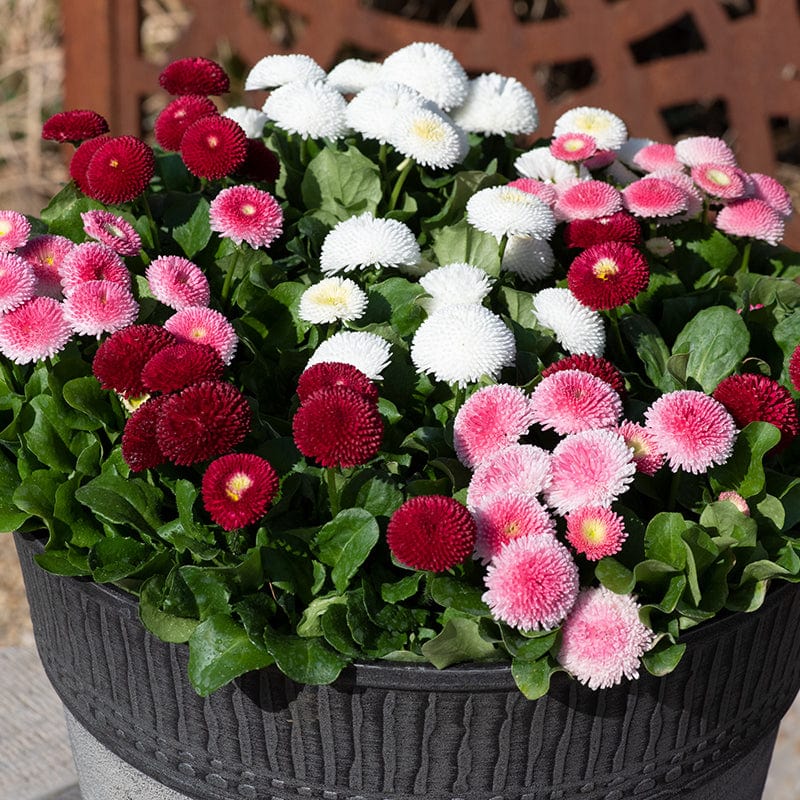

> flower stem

[
  {"left": 140, "top": 193, "right": 160, "bottom": 250},
  {"left": 498, "top": 234, "right": 508, "bottom": 265},
  {"left": 388, "top": 158, "right": 414, "bottom": 212},
  {"left": 220, "top": 248, "right": 241, "bottom": 306},
  {"left": 667, "top": 470, "right": 682, "bottom": 511},
  {"left": 326, "top": 467, "right": 341, "bottom": 518},
  {"left": 608, "top": 308, "right": 632, "bottom": 370},
  {"left": 739, "top": 240, "right": 752, "bottom": 273}
]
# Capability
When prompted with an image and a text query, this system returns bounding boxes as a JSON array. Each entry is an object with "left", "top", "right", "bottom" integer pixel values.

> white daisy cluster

[
  {"left": 242, "top": 43, "right": 539, "bottom": 161},
  {"left": 531, "top": 288, "right": 606, "bottom": 356}
]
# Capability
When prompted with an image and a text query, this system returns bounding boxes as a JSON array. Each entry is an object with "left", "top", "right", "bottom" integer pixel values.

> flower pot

[{"left": 15, "top": 530, "right": 800, "bottom": 800}]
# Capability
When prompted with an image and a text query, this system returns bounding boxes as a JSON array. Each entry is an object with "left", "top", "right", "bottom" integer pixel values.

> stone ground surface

[{"left": 1, "top": 533, "right": 799, "bottom": 800}]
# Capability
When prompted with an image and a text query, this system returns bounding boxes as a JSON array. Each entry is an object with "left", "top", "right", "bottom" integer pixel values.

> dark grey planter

[{"left": 14, "top": 530, "right": 800, "bottom": 800}]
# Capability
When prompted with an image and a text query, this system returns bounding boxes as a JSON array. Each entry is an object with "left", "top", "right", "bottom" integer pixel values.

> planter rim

[{"left": 15, "top": 529, "right": 800, "bottom": 692}]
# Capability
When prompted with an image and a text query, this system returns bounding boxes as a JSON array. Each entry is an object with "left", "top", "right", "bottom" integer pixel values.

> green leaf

[
  {"left": 13, "top": 470, "right": 61, "bottom": 521},
  {"left": 431, "top": 219, "right": 500, "bottom": 274},
  {"left": 514, "top": 631, "right": 558, "bottom": 661},
  {"left": 381, "top": 571, "right": 424, "bottom": 603},
  {"left": 172, "top": 197, "right": 212, "bottom": 258},
  {"left": 672, "top": 306, "right": 749, "bottom": 392},
  {"left": 23, "top": 396, "right": 76, "bottom": 472},
  {"left": 644, "top": 513, "right": 689, "bottom": 569},
  {"left": 364, "top": 278, "right": 427, "bottom": 338},
  {"left": 35, "top": 549, "right": 91, "bottom": 577},
  {"left": 642, "top": 639, "right": 686, "bottom": 676},
  {"left": 686, "top": 229, "right": 738, "bottom": 272},
  {"left": 138, "top": 575, "right": 199, "bottom": 643},
  {"left": 709, "top": 421, "right": 781, "bottom": 497},
  {"left": 88, "top": 536, "right": 151, "bottom": 582},
  {"left": 179, "top": 566, "right": 234, "bottom": 617},
  {"left": 428, "top": 574, "right": 492, "bottom": 616},
  {"left": 40, "top": 181, "right": 103, "bottom": 239},
  {"left": 188, "top": 614, "right": 273, "bottom": 696},
  {"left": 321, "top": 602, "right": 361, "bottom": 657},
  {"left": 595, "top": 557, "right": 635, "bottom": 593},
  {"left": 263, "top": 629, "right": 348, "bottom": 684},
  {"left": 75, "top": 473, "right": 163, "bottom": 536},
  {"left": 340, "top": 469, "right": 404, "bottom": 519},
  {"left": 315, "top": 508, "right": 379, "bottom": 593},
  {"left": 297, "top": 594, "right": 347, "bottom": 637},
  {"left": 510, "top": 657, "right": 553, "bottom": 700},
  {"left": 620, "top": 314, "right": 671, "bottom": 388},
  {"left": 63, "top": 377, "right": 123, "bottom": 431},
  {"left": 420, "top": 617, "right": 497, "bottom": 668}
]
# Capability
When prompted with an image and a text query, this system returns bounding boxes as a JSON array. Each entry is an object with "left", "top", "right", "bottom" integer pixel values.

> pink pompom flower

[
  {"left": 541, "top": 353, "right": 625, "bottom": 398},
  {"left": 567, "top": 241, "right": 649, "bottom": 310},
  {"left": 467, "top": 444, "right": 552, "bottom": 510},
  {"left": 557, "top": 587, "right": 654, "bottom": 689},
  {"left": 632, "top": 142, "right": 683, "bottom": 173},
  {"left": 0, "top": 296, "right": 73, "bottom": 363},
  {"left": 545, "top": 429, "right": 636, "bottom": 515},
  {"left": 63, "top": 280, "right": 139, "bottom": 336},
  {"left": 453, "top": 384, "right": 536, "bottom": 468},
  {"left": 718, "top": 491, "right": 750, "bottom": 515},
  {"left": 565, "top": 505, "right": 627, "bottom": 560},
  {"left": 644, "top": 390, "right": 737, "bottom": 474},
  {"left": 618, "top": 420, "right": 665, "bottom": 476},
  {"left": 748, "top": 173, "right": 793, "bottom": 218},
  {"left": 506, "top": 177, "right": 558, "bottom": 208},
  {"left": 146, "top": 255, "right": 210, "bottom": 310},
  {"left": 529, "top": 369, "right": 622, "bottom": 435},
  {"left": 482, "top": 535, "right": 579, "bottom": 631},
  {"left": 0, "top": 252, "right": 36, "bottom": 313},
  {"left": 674, "top": 136, "right": 737, "bottom": 168},
  {"left": 622, "top": 176, "right": 690, "bottom": 219},
  {"left": 555, "top": 180, "right": 623, "bottom": 222},
  {"left": 209, "top": 185, "right": 284, "bottom": 249},
  {"left": 59, "top": 242, "right": 130, "bottom": 296},
  {"left": 715, "top": 198, "right": 785, "bottom": 245},
  {"left": 550, "top": 132, "right": 597, "bottom": 163},
  {"left": 691, "top": 163, "right": 748, "bottom": 200},
  {"left": 81, "top": 210, "right": 142, "bottom": 257},
  {"left": 0, "top": 210, "right": 31, "bottom": 252},
  {"left": 473, "top": 493, "right": 555, "bottom": 564},
  {"left": 17, "top": 234, "right": 75, "bottom": 298},
  {"left": 164, "top": 307, "right": 238, "bottom": 364}
]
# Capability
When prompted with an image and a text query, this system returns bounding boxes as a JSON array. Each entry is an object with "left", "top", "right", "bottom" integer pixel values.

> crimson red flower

[
  {"left": 153, "top": 95, "right": 218, "bottom": 152},
  {"left": 92, "top": 324, "right": 177, "bottom": 398},
  {"left": 69, "top": 136, "right": 109, "bottom": 195},
  {"left": 180, "top": 116, "right": 247, "bottom": 180},
  {"left": 563, "top": 212, "right": 642, "bottom": 249},
  {"left": 141, "top": 342, "right": 224, "bottom": 394},
  {"left": 157, "top": 380, "right": 251, "bottom": 466},
  {"left": 713, "top": 373, "right": 799, "bottom": 452},
  {"left": 292, "top": 385, "right": 382, "bottom": 468},
  {"left": 234, "top": 139, "right": 281, "bottom": 184},
  {"left": 202, "top": 453, "right": 280, "bottom": 531},
  {"left": 84, "top": 136, "right": 156, "bottom": 204},
  {"left": 296, "top": 361, "right": 379, "bottom": 404},
  {"left": 121, "top": 396, "right": 169, "bottom": 472},
  {"left": 159, "top": 57, "right": 230, "bottom": 96},
  {"left": 42, "top": 109, "right": 109, "bottom": 143},
  {"left": 567, "top": 241, "right": 649, "bottom": 310},
  {"left": 541, "top": 353, "right": 625, "bottom": 398},
  {"left": 386, "top": 495, "right": 477, "bottom": 572},
  {"left": 790, "top": 344, "right": 800, "bottom": 393}
]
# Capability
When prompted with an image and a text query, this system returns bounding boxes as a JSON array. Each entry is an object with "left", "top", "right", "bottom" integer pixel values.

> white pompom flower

[
  {"left": 222, "top": 106, "right": 268, "bottom": 138},
  {"left": 502, "top": 236, "right": 555, "bottom": 282},
  {"left": 380, "top": 41, "right": 469, "bottom": 111},
  {"left": 467, "top": 186, "right": 556, "bottom": 242},
  {"left": 418, "top": 262, "right": 493, "bottom": 312},
  {"left": 320, "top": 212, "right": 421, "bottom": 275},
  {"left": 411, "top": 304, "right": 516, "bottom": 387},
  {"left": 305, "top": 330, "right": 392, "bottom": 381},
  {"left": 245, "top": 54, "right": 326, "bottom": 90},
  {"left": 553, "top": 106, "right": 628, "bottom": 151},
  {"left": 451, "top": 73, "right": 538, "bottom": 136},
  {"left": 326, "top": 58, "right": 382, "bottom": 94},
  {"left": 262, "top": 80, "right": 349, "bottom": 140},
  {"left": 532, "top": 287, "right": 606, "bottom": 356},
  {"left": 388, "top": 106, "right": 468, "bottom": 169},
  {"left": 345, "top": 82, "right": 436, "bottom": 144},
  {"left": 298, "top": 277, "right": 369, "bottom": 324},
  {"left": 514, "top": 147, "right": 588, "bottom": 185}
]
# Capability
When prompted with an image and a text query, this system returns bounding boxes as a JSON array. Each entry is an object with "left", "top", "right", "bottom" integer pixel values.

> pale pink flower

[
  {"left": 632, "top": 142, "right": 683, "bottom": 173},
  {"left": 748, "top": 173, "right": 793, "bottom": 218},
  {"left": 529, "top": 369, "right": 622, "bottom": 435},
  {"left": 17, "top": 234, "right": 75, "bottom": 298},
  {"left": 718, "top": 490, "right": 750, "bottom": 515},
  {"left": 0, "top": 253, "right": 36, "bottom": 312},
  {"left": 644, "top": 390, "right": 737, "bottom": 474},
  {"left": 81, "top": 210, "right": 142, "bottom": 256},
  {"left": 557, "top": 587, "right": 654, "bottom": 689},
  {"left": 583, "top": 149, "right": 616, "bottom": 170},
  {"left": 691, "top": 163, "right": 749, "bottom": 200},
  {"left": 550, "top": 132, "right": 597, "bottom": 162},
  {"left": 482, "top": 535, "right": 579, "bottom": 631},
  {"left": 622, "top": 177, "right": 689, "bottom": 218},
  {"left": 618, "top": 420, "right": 665, "bottom": 476},
  {"left": 209, "top": 185, "right": 283, "bottom": 248},
  {"left": 545, "top": 429, "right": 636, "bottom": 515},
  {"left": 474, "top": 493, "right": 556, "bottom": 564},
  {"left": 467, "top": 444, "right": 551, "bottom": 510},
  {"left": 146, "top": 255, "right": 210, "bottom": 309},
  {"left": 674, "top": 136, "right": 737, "bottom": 168},
  {"left": 715, "top": 198, "right": 785, "bottom": 245},
  {"left": 63, "top": 280, "right": 139, "bottom": 336},
  {"left": 649, "top": 170, "right": 704, "bottom": 220},
  {"left": 565, "top": 506, "right": 627, "bottom": 560},
  {"left": 453, "top": 384, "right": 535, "bottom": 468},
  {"left": 164, "top": 306, "right": 237, "bottom": 364},
  {"left": 0, "top": 297, "right": 73, "bottom": 363},
  {"left": 506, "top": 177, "right": 558, "bottom": 208},
  {"left": 554, "top": 180, "right": 622, "bottom": 222},
  {"left": 60, "top": 242, "right": 130, "bottom": 296},
  {"left": 0, "top": 210, "right": 31, "bottom": 252}
]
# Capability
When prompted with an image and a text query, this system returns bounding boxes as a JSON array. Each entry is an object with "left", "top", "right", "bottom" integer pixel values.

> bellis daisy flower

[
  {"left": 418, "top": 262, "right": 493, "bottom": 312},
  {"left": 0, "top": 210, "right": 31, "bottom": 252},
  {"left": 146, "top": 256, "right": 210, "bottom": 310},
  {"left": 0, "top": 296, "right": 73, "bottom": 364},
  {"left": 81, "top": 210, "right": 142, "bottom": 257},
  {"left": 467, "top": 444, "right": 552, "bottom": 511},
  {"left": 501, "top": 235, "right": 556, "bottom": 282},
  {"left": 222, "top": 107, "right": 268, "bottom": 139},
  {"left": 298, "top": 277, "right": 369, "bottom": 324},
  {"left": 389, "top": 106, "right": 468, "bottom": 170},
  {"left": 554, "top": 180, "right": 622, "bottom": 221},
  {"left": 326, "top": 58, "right": 382, "bottom": 94},
  {"left": 63, "top": 280, "right": 139, "bottom": 336},
  {"left": 715, "top": 198, "right": 785, "bottom": 245},
  {"left": 466, "top": 186, "right": 556, "bottom": 242},
  {"left": 345, "top": 82, "right": 436, "bottom": 144},
  {"left": 164, "top": 307, "right": 238, "bottom": 365},
  {"left": 567, "top": 241, "right": 650, "bottom": 310},
  {"left": 553, "top": 106, "right": 628, "bottom": 151},
  {"left": 262, "top": 80, "right": 349, "bottom": 141},
  {"left": 514, "top": 147, "right": 588, "bottom": 185},
  {"left": 0, "top": 253, "right": 36, "bottom": 313},
  {"left": 531, "top": 287, "right": 606, "bottom": 356},
  {"left": 209, "top": 185, "right": 284, "bottom": 249},
  {"left": 565, "top": 506, "right": 627, "bottom": 561},
  {"left": 451, "top": 73, "right": 538, "bottom": 136},
  {"left": 245, "top": 54, "right": 326, "bottom": 91},
  {"left": 305, "top": 330, "right": 392, "bottom": 381}
]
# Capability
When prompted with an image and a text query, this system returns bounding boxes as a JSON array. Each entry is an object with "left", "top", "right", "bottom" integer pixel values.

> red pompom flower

[
  {"left": 157, "top": 380, "right": 251, "bottom": 466},
  {"left": 122, "top": 395, "right": 169, "bottom": 471},
  {"left": 42, "top": 109, "right": 109, "bottom": 143},
  {"left": 141, "top": 342, "right": 224, "bottom": 394},
  {"left": 567, "top": 241, "right": 649, "bottom": 310},
  {"left": 790, "top": 344, "right": 800, "bottom": 393},
  {"left": 180, "top": 116, "right": 247, "bottom": 180},
  {"left": 386, "top": 495, "right": 477, "bottom": 572},
  {"left": 563, "top": 212, "right": 642, "bottom": 249},
  {"left": 153, "top": 95, "right": 218, "bottom": 152},
  {"left": 541, "top": 353, "right": 626, "bottom": 398},
  {"left": 202, "top": 453, "right": 280, "bottom": 531},
  {"left": 84, "top": 136, "right": 156, "bottom": 204},
  {"left": 296, "top": 361, "right": 379, "bottom": 404},
  {"left": 159, "top": 57, "right": 230, "bottom": 96},
  {"left": 69, "top": 136, "right": 109, "bottom": 195}
]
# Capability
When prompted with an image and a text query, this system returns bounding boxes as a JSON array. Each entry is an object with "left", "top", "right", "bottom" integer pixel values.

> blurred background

[{"left": 2, "top": 0, "right": 800, "bottom": 645}]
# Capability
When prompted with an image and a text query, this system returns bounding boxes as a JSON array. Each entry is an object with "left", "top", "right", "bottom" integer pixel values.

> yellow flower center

[
  {"left": 0, "top": 221, "right": 10, "bottom": 237},
  {"left": 582, "top": 519, "right": 606, "bottom": 543},
  {"left": 207, "top": 135, "right": 219, "bottom": 149},
  {"left": 190, "top": 327, "right": 207, "bottom": 340},
  {"left": 109, "top": 158, "right": 119, "bottom": 168},
  {"left": 504, "top": 519, "right": 522, "bottom": 538},
  {"left": 225, "top": 472, "right": 252, "bottom": 502},
  {"left": 707, "top": 169, "right": 731, "bottom": 186},
  {"left": 593, "top": 257, "right": 619, "bottom": 280},
  {"left": 411, "top": 118, "right": 446, "bottom": 143},
  {"left": 628, "top": 435, "right": 648, "bottom": 457},
  {"left": 241, "top": 203, "right": 257, "bottom": 216},
  {"left": 564, "top": 137, "right": 586, "bottom": 152}
]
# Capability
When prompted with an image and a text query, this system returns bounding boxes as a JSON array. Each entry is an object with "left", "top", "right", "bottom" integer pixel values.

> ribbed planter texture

[{"left": 14, "top": 530, "right": 800, "bottom": 800}]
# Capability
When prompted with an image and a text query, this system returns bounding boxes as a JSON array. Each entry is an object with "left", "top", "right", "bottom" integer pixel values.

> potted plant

[{"left": 8, "top": 42, "right": 800, "bottom": 799}]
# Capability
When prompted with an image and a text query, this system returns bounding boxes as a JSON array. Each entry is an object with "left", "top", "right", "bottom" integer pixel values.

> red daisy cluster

[
  {"left": 567, "top": 241, "right": 649, "bottom": 310},
  {"left": 292, "top": 362, "right": 383, "bottom": 468},
  {"left": 180, "top": 116, "right": 248, "bottom": 180},
  {"left": 154, "top": 95, "right": 218, "bottom": 152},
  {"left": 159, "top": 57, "right": 230, "bottom": 96},
  {"left": 42, "top": 109, "right": 109, "bottom": 144},
  {"left": 563, "top": 211, "right": 642, "bottom": 249}
]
